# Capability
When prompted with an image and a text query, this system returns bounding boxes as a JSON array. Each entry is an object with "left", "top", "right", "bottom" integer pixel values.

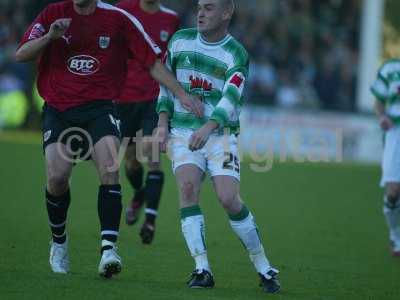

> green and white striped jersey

[
  {"left": 371, "top": 59, "right": 400, "bottom": 119},
  {"left": 156, "top": 28, "right": 249, "bottom": 134}
]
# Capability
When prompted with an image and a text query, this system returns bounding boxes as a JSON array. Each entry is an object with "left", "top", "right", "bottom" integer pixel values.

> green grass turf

[{"left": 0, "top": 137, "right": 399, "bottom": 300}]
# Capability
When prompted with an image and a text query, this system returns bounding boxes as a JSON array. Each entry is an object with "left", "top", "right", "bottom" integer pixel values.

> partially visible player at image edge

[{"left": 371, "top": 58, "right": 400, "bottom": 257}]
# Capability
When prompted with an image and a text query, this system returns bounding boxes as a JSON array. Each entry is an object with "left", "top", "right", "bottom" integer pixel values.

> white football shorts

[
  {"left": 381, "top": 125, "right": 400, "bottom": 186},
  {"left": 168, "top": 128, "right": 240, "bottom": 181}
]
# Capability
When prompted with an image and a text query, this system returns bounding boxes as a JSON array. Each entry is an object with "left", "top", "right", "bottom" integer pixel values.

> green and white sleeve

[
  {"left": 370, "top": 75, "right": 388, "bottom": 103},
  {"left": 210, "top": 67, "right": 247, "bottom": 127}
]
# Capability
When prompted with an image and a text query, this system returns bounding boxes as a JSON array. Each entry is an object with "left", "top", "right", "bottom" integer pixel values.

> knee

[
  {"left": 217, "top": 190, "right": 239, "bottom": 212},
  {"left": 180, "top": 180, "right": 199, "bottom": 203},
  {"left": 387, "top": 185, "right": 400, "bottom": 203},
  {"left": 98, "top": 161, "right": 120, "bottom": 185},
  {"left": 47, "top": 171, "right": 70, "bottom": 195}
]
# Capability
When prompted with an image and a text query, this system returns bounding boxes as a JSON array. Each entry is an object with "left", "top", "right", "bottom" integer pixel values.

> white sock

[
  {"left": 181, "top": 206, "right": 211, "bottom": 272},
  {"left": 229, "top": 207, "right": 272, "bottom": 276},
  {"left": 383, "top": 196, "right": 400, "bottom": 243}
]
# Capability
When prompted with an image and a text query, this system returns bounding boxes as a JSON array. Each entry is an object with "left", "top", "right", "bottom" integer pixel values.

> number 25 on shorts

[{"left": 223, "top": 152, "right": 239, "bottom": 173}]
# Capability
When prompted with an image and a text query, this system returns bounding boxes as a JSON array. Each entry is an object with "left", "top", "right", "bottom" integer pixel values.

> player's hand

[
  {"left": 180, "top": 94, "right": 204, "bottom": 118},
  {"left": 47, "top": 18, "right": 72, "bottom": 40},
  {"left": 154, "top": 125, "right": 169, "bottom": 153},
  {"left": 189, "top": 125, "right": 213, "bottom": 151},
  {"left": 379, "top": 115, "right": 394, "bottom": 131}
]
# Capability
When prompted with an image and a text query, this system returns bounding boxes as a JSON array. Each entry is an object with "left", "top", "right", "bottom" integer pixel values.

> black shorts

[
  {"left": 115, "top": 101, "right": 158, "bottom": 140},
  {"left": 42, "top": 100, "right": 121, "bottom": 159}
]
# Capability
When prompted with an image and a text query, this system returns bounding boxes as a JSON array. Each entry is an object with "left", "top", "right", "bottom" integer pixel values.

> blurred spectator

[
  {"left": 248, "top": 59, "right": 277, "bottom": 105},
  {"left": 165, "top": 0, "right": 360, "bottom": 112},
  {"left": 276, "top": 69, "right": 302, "bottom": 108},
  {"left": 0, "top": 0, "right": 31, "bottom": 88},
  {"left": 313, "top": 55, "right": 341, "bottom": 110}
]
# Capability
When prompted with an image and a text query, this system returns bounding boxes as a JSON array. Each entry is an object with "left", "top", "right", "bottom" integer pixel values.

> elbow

[
  {"left": 14, "top": 50, "right": 25, "bottom": 63},
  {"left": 14, "top": 49, "right": 31, "bottom": 63}
]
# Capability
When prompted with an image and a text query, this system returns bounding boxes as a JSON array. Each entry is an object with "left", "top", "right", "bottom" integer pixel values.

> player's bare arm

[
  {"left": 374, "top": 100, "right": 393, "bottom": 131},
  {"left": 155, "top": 112, "right": 170, "bottom": 153},
  {"left": 150, "top": 60, "right": 204, "bottom": 117},
  {"left": 188, "top": 120, "right": 219, "bottom": 151},
  {"left": 15, "top": 18, "right": 72, "bottom": 62}
]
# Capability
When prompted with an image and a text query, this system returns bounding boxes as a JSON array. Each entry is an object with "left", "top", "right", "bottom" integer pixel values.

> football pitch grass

[{"left": 1, "top": 134, "right": 399, "bottom": 300}]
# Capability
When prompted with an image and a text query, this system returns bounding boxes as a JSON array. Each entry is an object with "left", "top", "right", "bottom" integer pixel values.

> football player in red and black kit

[
  {"left": 116, "top": 0, "right": 179, "bottom": 244},
  {"left": 16, "top": 0, "right": 203, "bottom": 278}
]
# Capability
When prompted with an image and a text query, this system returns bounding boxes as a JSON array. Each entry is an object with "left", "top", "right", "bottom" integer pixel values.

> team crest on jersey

[
  {"left": 99, "top": 36, "right": 111, "bottom": 49},
  {"left": 160, "top": 30, "right": 169, "bottom": 42}
]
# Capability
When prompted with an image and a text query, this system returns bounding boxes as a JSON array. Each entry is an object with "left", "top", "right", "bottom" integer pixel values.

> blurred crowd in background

[
  {"left": 0, "top": 0, "right": 361, "bottom": 129},
  {"left": 167, "top": 0, "right": 361, "bottom": 111}
]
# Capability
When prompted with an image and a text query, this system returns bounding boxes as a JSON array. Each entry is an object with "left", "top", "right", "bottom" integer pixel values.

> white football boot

[
  {"left": 390, "top": 228, "right": 400, "bottom": 257},
  {"left": 390, "top": 238, "right": 400, "bottom": 257},
  {"left": 98, "top": 243, "right": 122, "bottom": 278},
  {"left": 49, "top": 241, "right": 69, "bottom": 274}
]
